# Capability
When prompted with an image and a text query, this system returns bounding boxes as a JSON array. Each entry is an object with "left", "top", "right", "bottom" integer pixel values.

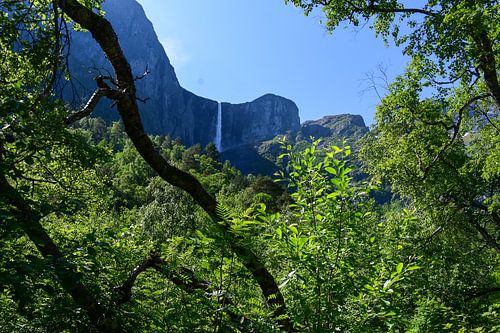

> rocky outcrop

[
  {"left": 66, "top": 0, "right": 300, "bottom": 148},
  {"left": 301, "top": 114, "right": 368, "bottom": 140},
  {"left": 221, "top": 94, "right": 300, "bottom": 150}
]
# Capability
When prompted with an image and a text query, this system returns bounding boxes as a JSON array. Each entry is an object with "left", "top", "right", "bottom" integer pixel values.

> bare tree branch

[
  {"left": 64, "top": 88, "right": 103, "bottom": 125},
  {"left": 134, "top": 66, "right": 150, "bottom": 81}
]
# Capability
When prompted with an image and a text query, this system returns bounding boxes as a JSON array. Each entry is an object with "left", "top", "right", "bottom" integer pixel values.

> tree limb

[
  {"left": 113, "top": 252, "right": 257, "bottom": 332},
  {"left": 466, "top": 287, "right": 500, "bottom": 301},
  {"left": 65, "top": 88, "right": 103, "bottom": 125},
  {"left": 423, "top": 93, "right": 493, "bottom": 178},
  {"left": 113, "top": 252, "right": 211, "bottom": 305},
  {"left": 471, "top": 220, "right": 500, "bottom": 253},
  {"left": 341, "top": 0, "right": 437, "bottom": 17},
  {"left": 472, "top": 30, "right": 500, "bottom": 108}
]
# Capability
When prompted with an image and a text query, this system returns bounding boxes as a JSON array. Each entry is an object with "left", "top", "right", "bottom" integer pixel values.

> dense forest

[{"left": 0, "top": 0, "right": 499, "bottom": 332}]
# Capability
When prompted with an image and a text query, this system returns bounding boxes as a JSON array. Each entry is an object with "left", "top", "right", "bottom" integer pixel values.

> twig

[{"left": 134, "top": 66, "right": 150, "bottom": 81}]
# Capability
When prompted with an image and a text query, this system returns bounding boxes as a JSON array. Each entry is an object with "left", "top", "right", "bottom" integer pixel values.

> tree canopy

[{"left": 286, "top": 1, "right": 500, "bottom": 104}]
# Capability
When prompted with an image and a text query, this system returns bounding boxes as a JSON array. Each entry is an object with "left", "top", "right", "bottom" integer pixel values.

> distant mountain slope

[
  {"left": 222, "top": 114, "right": 370, "bottom": 175},
  {"left": 66, "top": 0, "right": 300, "bottom": 147},
  {"left": 300, "top": 114, "right": 368, "bottom": 141}
]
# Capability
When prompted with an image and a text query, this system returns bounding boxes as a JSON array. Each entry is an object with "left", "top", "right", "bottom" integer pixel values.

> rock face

[
  {"left": 221, "top": 94, "right": 300, "bottom": 151},
  {"left": 221, "top": 144, "right": 279, "bottom": 175},
  {"left": 301, "top": 114, "right": 368, "bottom": 140},
  {"left": 66, "top": 0, "right": 300, "bottom": 148}
]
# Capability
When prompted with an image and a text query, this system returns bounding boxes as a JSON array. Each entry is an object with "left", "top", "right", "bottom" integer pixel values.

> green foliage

[
  {"left": 259, "top": 138, "right": 412, "bottom": 331},
  {"left": 282, "top": 2, "right": 499, "bottom": 330},
  {"left": 285, "top": 1, "right": 499, "bottom": 91}
]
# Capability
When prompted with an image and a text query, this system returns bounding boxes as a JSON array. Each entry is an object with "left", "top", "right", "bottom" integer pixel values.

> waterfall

[{"left": 215, "top": 102, "right": 222, "bottom": 152}]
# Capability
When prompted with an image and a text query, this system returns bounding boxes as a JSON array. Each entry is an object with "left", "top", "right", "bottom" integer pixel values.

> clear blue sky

[{"left": 136, "top": 0, "right": 409, "bottom": 125}]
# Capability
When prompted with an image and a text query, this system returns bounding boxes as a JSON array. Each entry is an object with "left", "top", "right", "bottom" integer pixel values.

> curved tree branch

[
  {"left": 56, "top": 0, "right": 289, "bottom": 329},
  {"left": 423, "top": 93, "right": 493, "bottom": 178},
  {"left": 113, "top": 252, "right": 210, "bottom": 305},
  {"left": 114, "top": 252, "right": 257, "bottom": 332},
  {"left": 65, "top": 88, "right": 103, "bottom": 125}
]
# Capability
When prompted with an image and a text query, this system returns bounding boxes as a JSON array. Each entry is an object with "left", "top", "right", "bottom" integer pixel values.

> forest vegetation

[{"left": 0, "top": 0, "right": 499, "bottom": 332}]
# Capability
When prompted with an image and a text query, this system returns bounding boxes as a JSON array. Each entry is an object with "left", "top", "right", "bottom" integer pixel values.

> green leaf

[
  {"left": 325, "top": 166, "right": 337, "bottom": 175},
  {"left": 396, "top": 262, "right": 403, "bottom": 274},
  {"left": 406, "top": 265, "right": 422, "bottom": 271},
  {"left": 298, "top": 237, "right": 308, "bottom": 251},
  {"left": 276, "top": 227, "right": 283, "bottom": 239},
  {"left": 288, "top": 225, "right": 299, "bottom": 235},
  {"left": 327, "top": 192, "right": 339, "bottom": 199},
  {"left": 383, "top": 279, "right": 393, "bottom": 290}
]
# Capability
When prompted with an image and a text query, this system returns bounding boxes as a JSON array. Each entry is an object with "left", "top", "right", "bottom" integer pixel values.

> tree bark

[
  {"left": 472, "top": 30, "right": 500, "bottom": 108},
  {"left": 56, "top": 0, "right": 290, "bottom": 329}
]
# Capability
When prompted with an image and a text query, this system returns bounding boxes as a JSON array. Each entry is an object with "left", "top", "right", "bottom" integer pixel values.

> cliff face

[
  {"left": 66, "top": 0, "right": 300, "bottom": 148},
  {"left": 67, "top": 0, "right": 218, "bottom": 146},
  {"left": 221, "top": 94, "right": 301, "bottom": 150}
]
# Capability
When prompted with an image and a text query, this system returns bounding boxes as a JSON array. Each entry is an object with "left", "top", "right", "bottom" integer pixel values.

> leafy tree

[
  {"left": 204, "top": 141, "right": 220, "bottom": 161},
  {"left": 182, "top": 143, "right": 202, "bottom": 171},
  {"left": 1, "top": 0, "right": 291, "bottom": 330},
  {"left": 286, "top": 0, "right": 499, "bottom": 256},
  {"left": 285, "top": 1, "right": 499, "bottom": 329},
  {"left": 285, "top": 0, "right": 499, "bottom": 105}
]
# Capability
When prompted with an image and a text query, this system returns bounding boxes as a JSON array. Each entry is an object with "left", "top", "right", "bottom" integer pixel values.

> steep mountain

[{"left": 66, "top": 0, "right": 299, "bottom": 147}]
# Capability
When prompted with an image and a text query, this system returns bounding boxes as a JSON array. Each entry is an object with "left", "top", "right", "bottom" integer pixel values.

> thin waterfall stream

[{"left": 215, "top": 102, "right": 222, "bottom": 152}]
